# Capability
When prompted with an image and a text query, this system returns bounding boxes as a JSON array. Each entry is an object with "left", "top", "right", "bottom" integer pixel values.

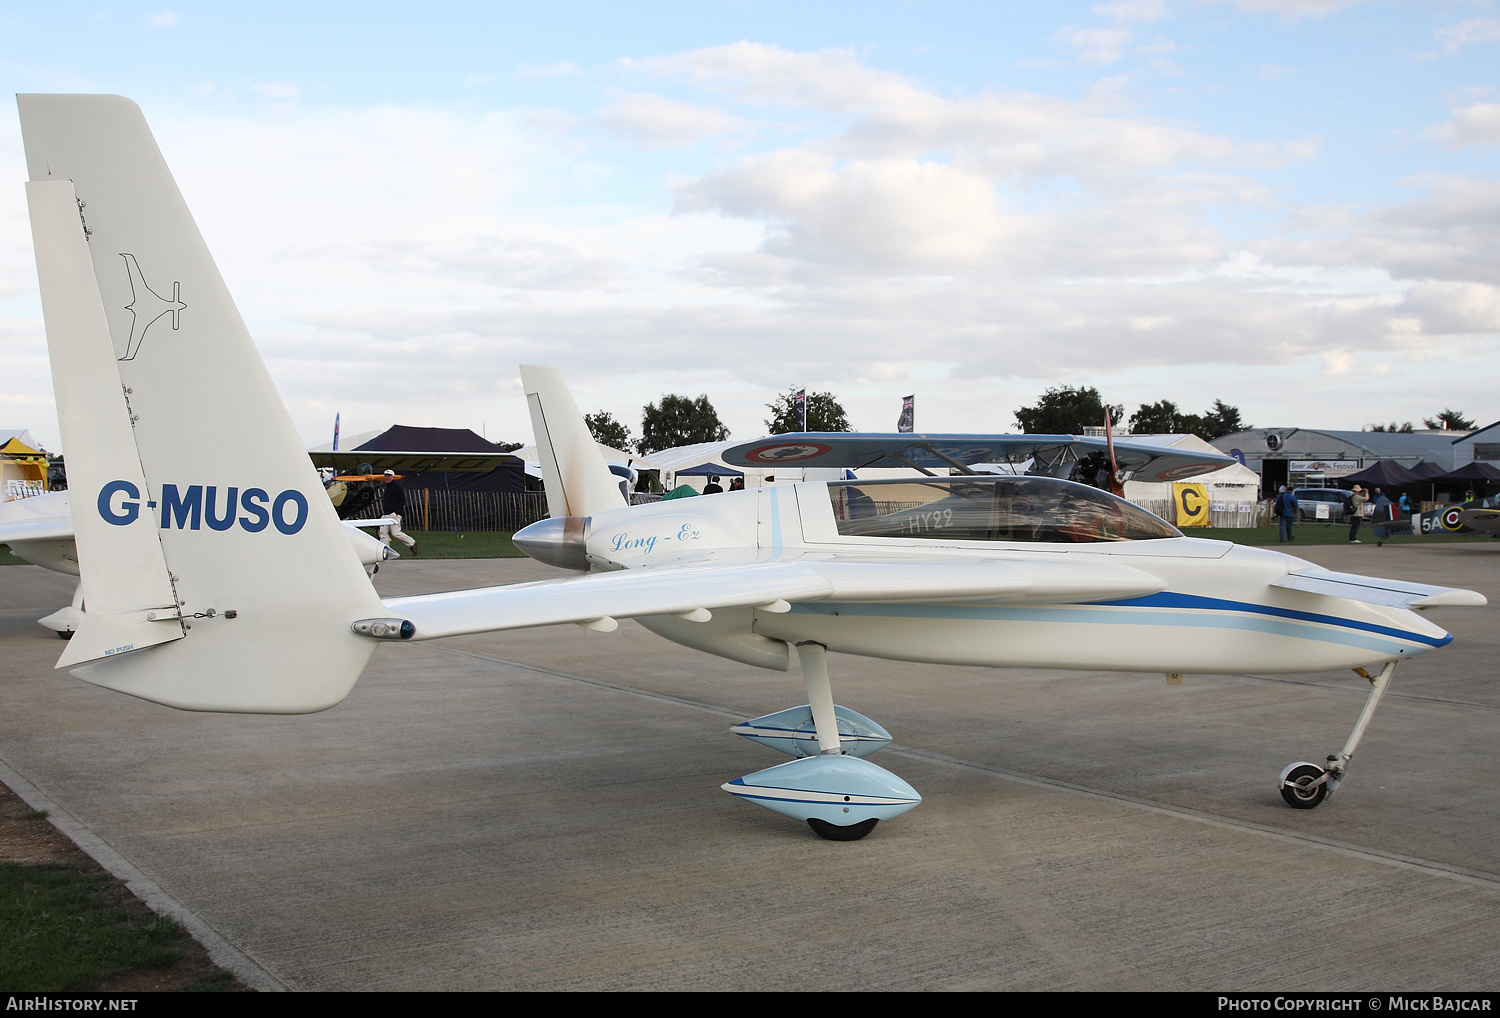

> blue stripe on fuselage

[
  {"left": 1090, "top": 592, "right": 1449, "bottom": 648},
  {"left": 786, "top": 595, "right": 1448, "bottom": 654}
]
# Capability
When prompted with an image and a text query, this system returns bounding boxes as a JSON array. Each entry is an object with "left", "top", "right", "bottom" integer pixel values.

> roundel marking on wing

[
  {"left": 1157, "top": 461, "right": 1222, "bottom": 480},
  {"left": 1442, "top": 506, "right": 1464, "bottom": 531},
  {"left": 743, "top": 442, "right": 835, "bottom": 464}
]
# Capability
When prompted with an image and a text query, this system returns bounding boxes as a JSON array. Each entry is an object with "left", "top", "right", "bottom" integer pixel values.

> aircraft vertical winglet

[
  {"left": 521, "top": 364, "right": 628, "bottom": 518},
  {"left": 26, "top": 179, "right": 183, "bottom": 668},
  {"left": 20, "top": 94, "right": 385, "bottom": 712}
]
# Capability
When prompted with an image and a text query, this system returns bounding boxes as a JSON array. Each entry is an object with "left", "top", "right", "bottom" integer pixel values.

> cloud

[
  {"left": 1135, "top": 36, "right": 1178, "bottom": 56},
  {"left": 1065, "top": 26, "right": 1136, "bottom": 65},
  {"left": 144, "top": 9, "right": 178, "bottom": 28},
  {"left": 516, "top": 61, "right": 582, "bottom": 81},
  {"left": 1093, "top": 0, "right": 1171, "bottom": 23},
  {"left": 4, "top": 41, "right": 1497, "bottom": 451},
  {"left": 1431, "top": 17, "right": 1500, "bottom": 55},
  {"left": 594, "top": 93, "right": 747, "bottom": 148},
  {"left": 463, "top": 73, "right": 497, "bottom": 89},
  {"left": 1425, "top": 103, "right": 1500, "bottom": 149},
  {"left": 1214, "top": 0, "right": 1366, "bottom": 20},
  {"left": 251, "top": 82, "right": 302, "bottom": 101},
  {"left": 621, "top": 43, "right": 1303, "bottom": 187},
  {"left": 1398, "top": 282, "right": 1500, "bottom": 335},
  {"left": 1320, "top": 350, "right": 1354, "bottom": 375},
  {"left": 343, "top": 237, "right": 625, "bottom": 291},
  {"left": 619, "top": 43, "right": 919, "bottom": 117},
  {"left": 676, "top": 151, "right": 1006, "bottom": 266}
]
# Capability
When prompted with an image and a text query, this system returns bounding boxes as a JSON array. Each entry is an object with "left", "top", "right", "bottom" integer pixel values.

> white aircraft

[{"left": 10, "top": 95, "right": 1487, "bottom": 841}]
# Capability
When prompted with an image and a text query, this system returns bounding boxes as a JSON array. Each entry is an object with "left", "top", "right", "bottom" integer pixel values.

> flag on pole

[
  {"left": 794, "top": 388, "right": 807, "bottom": 432},
  {"left": 897, "top": 395, "right": 914, "bottom": 433},
  {"left": 332, "top": 413, "right": 340, "bottom": 451}
]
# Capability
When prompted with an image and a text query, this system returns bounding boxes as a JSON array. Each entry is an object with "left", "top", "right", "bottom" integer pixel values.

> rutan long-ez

[{"left": 8, "top": 95, "right": 1485, "bottom": 840}]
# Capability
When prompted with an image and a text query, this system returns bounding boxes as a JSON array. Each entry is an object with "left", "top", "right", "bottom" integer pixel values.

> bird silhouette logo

[{"left": 118, "top": 253, "right": 186, "bottom": 361}]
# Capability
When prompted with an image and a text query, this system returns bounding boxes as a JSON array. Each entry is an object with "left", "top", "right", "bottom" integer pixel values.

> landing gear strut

[
  {"left": 722, "top": 641, "right": 921, "bottom": 840},
  {"left": 1279, "top": 660, "right": 1396, "bottom": 809}
]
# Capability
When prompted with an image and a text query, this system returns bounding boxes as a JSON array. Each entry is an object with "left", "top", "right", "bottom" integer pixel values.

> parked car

[{"left": 1293, "top": 487, "right": 1348, "bottom": 522}]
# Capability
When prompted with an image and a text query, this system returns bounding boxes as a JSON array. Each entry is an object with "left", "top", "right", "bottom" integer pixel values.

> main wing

[
  {"left": 0, "top": 487, "right": 73, "bottom": 544},
  {"left": 721, "top": 433, "right": 1234, "bottom": 482},
  {"left": 383, "top": 556, "right": 1168, "bottom": 640}
]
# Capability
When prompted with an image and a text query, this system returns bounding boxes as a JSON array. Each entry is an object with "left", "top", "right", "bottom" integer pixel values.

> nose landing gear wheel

[
  {"left": 807, "top": 818, "right": 879, "bottom": 841},
  {"left": 1279, "top": 763, "right": 1328, "bottom": 809}
]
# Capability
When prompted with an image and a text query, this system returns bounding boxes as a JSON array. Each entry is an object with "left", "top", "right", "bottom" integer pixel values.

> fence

[
  {"left": 1129, "top": 497, "right": 1268, "bottom": 529},
  {"left": 350, "top": 489, "right": 661, "bottom": 532},
  {"left": 352, "top": 490, "right": 550, "bottom": 532},
  {"left": 4, "top": 480, "right": 46, "bottom": 500}
]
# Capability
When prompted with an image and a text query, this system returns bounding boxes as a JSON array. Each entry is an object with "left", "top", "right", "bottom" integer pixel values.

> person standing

[
  {"left": 380, "top": 468, "right": 418, "bottom": 554},
  {"left": 703, "top": 475, "right": 724, "bottom": 494},
  {"left": 1347, "top": 485, "right": 1368, "bottom": 543},
  {"left": 1276, "top": 485, "right": 1298, "bottom": 542}
]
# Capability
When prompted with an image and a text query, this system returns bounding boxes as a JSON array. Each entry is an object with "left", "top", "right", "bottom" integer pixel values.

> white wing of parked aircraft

[
  {"left": 0, "top": 487, "right": 399, "bottom": 638},
  {"left": 15, "top": 94, "right": 1487, "bottom": 840}
]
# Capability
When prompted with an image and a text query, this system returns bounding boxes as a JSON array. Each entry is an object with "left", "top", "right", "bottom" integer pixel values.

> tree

[
  {"left": 1128, "top": 398, "right": 1248, "bottom": 440},
  {"left": 1128, "top": 400, "right": 1183, "bottom": 436},
  {"left": 584, "top": 411, "right": 632, "bottom": 451},
  {"left": 638, "top": 394, "right": 730, "bottom": 453},
  {"left": 1013, "top": 386, "right": 1124, "bottom": 435},
  {"left": 1203, "top": 399, "right": 1247, "bottom": 439},
  {"left": 1367, "top": 421, "right": 1415, "bottom": 434},
  {"left": 1423, "top": 409, "right": 1476, "bottom": 431},
  {"left": 764, "top": 387, "right": 853, "bottom": 434}
]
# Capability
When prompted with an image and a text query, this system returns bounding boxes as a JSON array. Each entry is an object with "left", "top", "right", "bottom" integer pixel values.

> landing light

[{"left": 352, "top": 618, "right": 415, "bottom": 640}]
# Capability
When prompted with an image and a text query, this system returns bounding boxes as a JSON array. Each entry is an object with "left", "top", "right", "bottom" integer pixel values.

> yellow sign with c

[{"left": 1172, "top": 482, "right": 1211, "bottom": 527}]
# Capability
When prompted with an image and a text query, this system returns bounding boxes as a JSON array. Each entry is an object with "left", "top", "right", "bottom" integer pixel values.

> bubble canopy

[{"left": 826, "top": 476, "right": 1182, "bottom": 544}]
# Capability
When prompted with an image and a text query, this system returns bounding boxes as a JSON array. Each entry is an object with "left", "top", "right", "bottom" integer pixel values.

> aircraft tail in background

[{"left": 521, "top": 364, "right": 629, "bottom": 518}]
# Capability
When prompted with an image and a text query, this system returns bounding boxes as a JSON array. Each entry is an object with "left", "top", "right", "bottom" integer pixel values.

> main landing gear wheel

[
  {"left": 807, "top": 817, "right": 879, "bottom": 841},
  {"left": 1279, "top": 762, "right": 1328, "bottom": 809}
]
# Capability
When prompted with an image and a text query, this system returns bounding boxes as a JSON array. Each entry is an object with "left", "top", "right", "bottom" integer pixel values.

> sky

[{"left": 1, "top": 0, "right": 1498, "bottom": 454}]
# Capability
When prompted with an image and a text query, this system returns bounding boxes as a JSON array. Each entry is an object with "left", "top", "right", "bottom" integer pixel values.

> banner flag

[
  {"left": 795, "top": 389, "right": 807, "bottom": 432},
  {"left": 333, "top": 412, "right": 340, "bottom": 452},
  {"left": 1172, "top": 482, "right": 1211, "bottom": 527},
  {"left": 898, "top": 395, "right": 914, "bottom": 433}
]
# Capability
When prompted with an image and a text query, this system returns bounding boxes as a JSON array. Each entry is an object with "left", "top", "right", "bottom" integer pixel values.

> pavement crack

[
  {"left": 1240, "top": 672, "right": 1500, "bottom": 712},
  {"left": 427, "top": 644, "right": 1500, "bottom": 892}
]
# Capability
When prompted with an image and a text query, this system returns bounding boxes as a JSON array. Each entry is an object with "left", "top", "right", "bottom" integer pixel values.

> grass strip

[
  {"left": 1, "top": 863, "right": 189, "bottom": 991},
  {"left": 395, "top": 529, "right": 525, "bottom": 559}
]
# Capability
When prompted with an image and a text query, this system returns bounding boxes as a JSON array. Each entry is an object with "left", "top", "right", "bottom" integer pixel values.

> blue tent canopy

[{"left": 674, "top": 462, "right": 744, "bottom": 477}]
